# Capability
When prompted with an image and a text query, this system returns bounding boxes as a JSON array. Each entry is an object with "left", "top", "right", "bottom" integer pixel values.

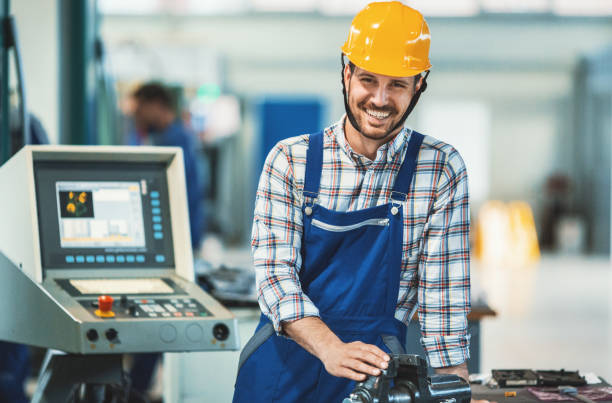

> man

[
  {"left": 234, "top": 3, "right": 482, "bottom": 402},
  {"left": 128, "top": 82, "right": 205, "bottom": 248},
  {"left": 127, "top": 83, "right": 205, "bottom": 401}
]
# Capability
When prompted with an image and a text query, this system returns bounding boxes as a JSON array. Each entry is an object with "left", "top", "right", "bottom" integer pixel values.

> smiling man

[{"left": 233, "top": 2, "right": 479, "bottom": 402}]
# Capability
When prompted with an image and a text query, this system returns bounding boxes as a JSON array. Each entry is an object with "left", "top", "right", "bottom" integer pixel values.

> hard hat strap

[
  {"left": 341, "top": 54, "right": 364, "bottom": 134},
  {"left": 341, "top": 53, "right": 430, "bottom": 140}
]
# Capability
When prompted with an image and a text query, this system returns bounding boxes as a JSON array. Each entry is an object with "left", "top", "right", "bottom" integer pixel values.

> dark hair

[{"left": 132, "top": 82, "right": 175, "bottom": 109}]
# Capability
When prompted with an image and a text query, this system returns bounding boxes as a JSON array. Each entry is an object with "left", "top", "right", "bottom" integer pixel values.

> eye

[
  {"left": 360, "top": 76, "right": 374, "bottom": 84},
  {"left": 392, "top": 81, "right": 407, "bottom": 88}
]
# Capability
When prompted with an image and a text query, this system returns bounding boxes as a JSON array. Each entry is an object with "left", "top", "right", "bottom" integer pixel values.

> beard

[{"left": 350, "top": 99, "right": 405, "bottom": 141}]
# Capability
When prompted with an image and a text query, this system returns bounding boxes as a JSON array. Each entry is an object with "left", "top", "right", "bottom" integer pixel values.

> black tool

[{"left": 343, "top": 354, "right": 471, "bottom": 403}]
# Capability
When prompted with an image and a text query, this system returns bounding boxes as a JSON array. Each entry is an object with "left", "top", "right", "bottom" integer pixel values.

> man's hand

[
  {"left": 283, "top": 317, "right": 390, "bottom": 381},
  {"left": 318, "top": 339, "right": 390, "bottom": 381},
  {"left": 435, "top": 363, "right": 497, "bottom": 403}
]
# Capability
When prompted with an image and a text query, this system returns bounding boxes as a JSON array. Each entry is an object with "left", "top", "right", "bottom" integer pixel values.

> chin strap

[{"left": 341, "top": 53, "right": 430, "bottom": 136}]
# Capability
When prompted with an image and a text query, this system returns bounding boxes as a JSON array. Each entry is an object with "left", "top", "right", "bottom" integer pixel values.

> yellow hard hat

[{"left": 341, "top": 1, "right": 432, "bottom": 78}]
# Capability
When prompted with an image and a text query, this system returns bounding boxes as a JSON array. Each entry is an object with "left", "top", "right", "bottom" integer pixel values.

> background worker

[
  {"left": 127, "top": 83, "right": 205, "bottom": 401},
  {"left": 234, "top": 2, "right": 486, "bottom": 402}
]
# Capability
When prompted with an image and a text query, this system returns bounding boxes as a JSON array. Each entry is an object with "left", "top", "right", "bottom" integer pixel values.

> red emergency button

[{"left": 95, "top": 295, "right": 115, "bottom": 318}]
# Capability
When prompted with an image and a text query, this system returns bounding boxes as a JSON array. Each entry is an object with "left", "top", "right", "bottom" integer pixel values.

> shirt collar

[{"left": 331, "top": 115, "right": 411, "bottom": 165}]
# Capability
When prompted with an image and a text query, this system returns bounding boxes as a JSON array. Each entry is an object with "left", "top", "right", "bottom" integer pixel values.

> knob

[
  {"left": 86, "top": 329, "right": 99, "bottom": 342},
  {"left": 213, "top": 323, "right": 230, "bottom": 341},
  {"left": 95, "top": 295, "right": 115, "bottom": 318},
  {"left": 105, "top": 328, "right": 118, "bottom": 341}
]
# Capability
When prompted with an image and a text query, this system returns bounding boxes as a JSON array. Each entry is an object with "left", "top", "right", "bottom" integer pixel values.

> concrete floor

[{"left": 473, "top": 254, "right": 611, "bottom": 381}]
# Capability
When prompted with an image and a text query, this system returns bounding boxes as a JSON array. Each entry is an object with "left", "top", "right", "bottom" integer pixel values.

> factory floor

[{"left": 474, "top": 254, "right": 611, "bottom": 382}]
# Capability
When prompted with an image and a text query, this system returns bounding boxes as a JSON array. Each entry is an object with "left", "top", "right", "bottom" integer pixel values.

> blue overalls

[{"left": 233, "top": 130, "right": 424, "bottom": 403}]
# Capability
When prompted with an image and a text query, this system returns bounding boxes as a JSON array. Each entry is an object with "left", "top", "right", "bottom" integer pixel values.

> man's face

[
  {"left": 133, "top": 100, "right": 165, "bottom": 132},
  {"left": 344, "top": 65, "right": 418, "bottom": 140}
]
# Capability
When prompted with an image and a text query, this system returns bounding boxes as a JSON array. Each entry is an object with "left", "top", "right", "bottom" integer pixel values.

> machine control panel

[{"left": 79, "top": 296, "right": 212, "bottom": 319}]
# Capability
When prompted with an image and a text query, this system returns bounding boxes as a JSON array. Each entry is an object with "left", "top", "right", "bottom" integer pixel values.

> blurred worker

[
  {"left": 127, "top": 83, "right": 205, "bottom": 402},
  {"left": 128, "top": 82, "right": 205, "bottom": 249},
  {"left": 234, "top": 3, "right": 487, "bottom": 403}
]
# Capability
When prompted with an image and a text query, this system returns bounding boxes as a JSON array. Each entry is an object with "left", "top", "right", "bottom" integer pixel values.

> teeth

[{"left": 366, "top": 109, "right": 390, "bottom": 119}]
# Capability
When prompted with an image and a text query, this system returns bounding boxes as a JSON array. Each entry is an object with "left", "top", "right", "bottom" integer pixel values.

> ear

[
  {"left": 415, "top": 75, "right": 424, "bottom": 92},
  {"left": 343, "top": 63, "right": 352, "bottom": 88}
]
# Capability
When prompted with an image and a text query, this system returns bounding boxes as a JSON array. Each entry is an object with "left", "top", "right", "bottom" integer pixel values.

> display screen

[
  {"left": 35, "top": 161, "right": 176, "bottom": 271},
  {"left": 56, "top": 181, "right": 146, "bottom": 248}
]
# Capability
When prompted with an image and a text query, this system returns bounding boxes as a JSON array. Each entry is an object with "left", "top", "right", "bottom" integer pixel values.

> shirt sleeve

[
  {"left": 251, "top": 141, "right": 320, "bottom": 334},
  {"left": 417, "top": 146, "right": 471, "bottom": 368}
]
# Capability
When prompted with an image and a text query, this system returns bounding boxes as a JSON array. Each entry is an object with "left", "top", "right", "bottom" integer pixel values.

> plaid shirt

[{"left": 251, "top": 117, "right": 471, "bottom": 368}]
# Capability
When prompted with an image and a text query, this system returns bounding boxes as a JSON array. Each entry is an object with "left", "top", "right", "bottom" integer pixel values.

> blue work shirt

[{"left": 128, "top": 120, "right": 205, "bottom": 248}]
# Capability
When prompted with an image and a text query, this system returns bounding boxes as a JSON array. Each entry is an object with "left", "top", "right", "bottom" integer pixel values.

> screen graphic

[{"left": 56, "top": 181, "right": 146, "bottom": 248}]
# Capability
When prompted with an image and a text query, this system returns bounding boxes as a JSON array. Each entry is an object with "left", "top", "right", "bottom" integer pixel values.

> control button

[
  {"left": 151, "top": 191, "right": 160, "bottom": 198},
  {"left": 152, "top": 304, "right": 165, "bottom": 313},
  {"left": 86, "top": 255, "right": 95, "bottom": 263},
  {"left": 140, "top": 299, "right": 149, "bottom": 304},
  {"left": 105, "top": 328, "right": 118, "bottom": 341},
  {"left": 141, "top": 305, "right": 152, "bottom": 313},
  {"left": 65, "top": 256, "right": 75, "bottom": 263},
  {"left": 213, "top": 324, "right": 230, "bottom": 341},
  {"left": 76, "top": 256, "right": 85, "bottom": 263},
  {"left": 152, "top": 215, "right": 161, "bottom": 223},
  {"left": 159, "top": 324, "right": 177, "bottom": 343},
  {"left": 95, "top": 295, "right": 115, "bottom": 318},
  {"left": 185, "top": 312, "right": 194, "bottom": 317},
  {"left": 154, "top": 232, "right": 163, "bottom": 240},
  {"left": 173, "top": 312, "right": 183, "bottom": 317},
  {"left": 153, "top": 224, "right": 162, "bottom": 231},
  {"left": 96, "top": 255, "right": 105, "bottom": 263},
  {"left": 164, "top": 304, "right": 177, "bottom": 312},
  {"left": 106, "top": 255, "right": 115, "bottom": 263},
  {"left": 126, "top": 255, "right": 135, "bottom": 263},
  {"left": 175, "top": 304, "right": 184, "bottom": 308},
  {"left": 116, "top": 255, "right": 125, "bottom": 263},
  {"left": 161, "top": 312, "right": 171, "bottom": 317},
  {"left": 148, "top": 312, "right": 158, "bottom": 317},
  {"left": 155, "top": 255, "right": 165, "bottom": 263},
  {"left": 170, "top": 299, "right": 178, "bottom": 303},
  {"left": 188, "top": 304, "right": 197, "bottom": 308},
  {"left": 86, "top": 329, "right": 99, "bottom": 342},
  {"left": 136, "top": 255, "right": 145, "bottom": 263},
  {"left": 151, "top": 199, "right": 160, "bottom": 207},
  {"left": 152, "top": 207, "right": 161, "bottom": 215},
  {"left": 186, "top": 323, "right": 203, "bottom": 342}
]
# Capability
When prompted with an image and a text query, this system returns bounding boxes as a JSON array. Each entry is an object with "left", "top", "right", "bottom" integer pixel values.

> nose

[{"left": 370, "top": 84, "right": 388, "bottom": 107}]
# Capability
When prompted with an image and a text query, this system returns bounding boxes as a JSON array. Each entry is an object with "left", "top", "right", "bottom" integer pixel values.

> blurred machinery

[{"left": 0, "top": 145, "right": 239, "bottom": 402}]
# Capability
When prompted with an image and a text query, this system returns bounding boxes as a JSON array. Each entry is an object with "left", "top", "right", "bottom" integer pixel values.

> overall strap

[
  {"left": 390, "top": 131, "right": 424, "bottom": 202},
  {"left": 303, "top": 130, "right": 324, "bottom": 199}
]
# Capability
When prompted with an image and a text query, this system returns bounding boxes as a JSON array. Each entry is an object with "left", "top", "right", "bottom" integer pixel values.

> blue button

[
  {"left": 154, "top": 232, "right": 163, "bottom": 240},
  {"left": 152, "top": 207, "right": 161, "bottom": 215},
  {"left": 116, "top": 255, "right": 125, "bottom": 263},
  {"left": 96, "top": 255, "right": 105, "bottom": 263},
  {"left": 106, "top": 255, "right": 115, "bottom": 263},
  {"left": 155, "top": 255, "right": 166, "bottom": 263},
  {"left": 151, "top": 191, "right": 159, "bottom": 198},
  {"left": 76, "top": 256, "right": 85, "bottom": 263},
  {"left": 136, "top": 255, "right": 145, "bottom": 263},
  {"left": 86, "top": 255, "right": 95, "bottom": 263},
  {"left": 153, "top": 224, "right": 162, "bottom": 231},
  {"left": 151, "top": 199, "right": 160, "bottom": 207},
  {"left": 65, "top": 256, "right": 75, "bottom": 263},
  {"left": 126, "top": 255, "right": 135, "bottom": 263},
  {"left": 152, "top": 215, "right": 161, "bottom": 223}
]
